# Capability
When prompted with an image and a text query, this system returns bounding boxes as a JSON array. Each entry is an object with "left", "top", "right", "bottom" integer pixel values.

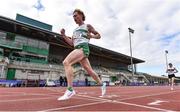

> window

[
  {"left": 27, "top": 38, "right": 38, "bottom": 47},
  {"left": 39, "top": 41, "right": 49, "bottom": 50},
  {"left": 0, "top": 31, "right": 6, "bottom": 39},
  {"left": 15, "top": 35, "right": 28, "bottom": 45}
]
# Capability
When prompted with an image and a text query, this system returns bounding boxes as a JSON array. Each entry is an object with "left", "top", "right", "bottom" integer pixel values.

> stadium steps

[{"left": 9, "top": 61, "right": 64, "bottom": 72}]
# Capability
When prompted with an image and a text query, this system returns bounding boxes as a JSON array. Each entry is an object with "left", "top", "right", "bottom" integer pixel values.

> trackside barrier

[{"left": 0, "top": 79, "right": 24, "bottom": 87}]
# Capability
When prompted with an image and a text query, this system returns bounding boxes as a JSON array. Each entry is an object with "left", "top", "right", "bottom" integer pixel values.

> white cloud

[{"left": 0, "top": 0, "right": 180, "bottom": 76}]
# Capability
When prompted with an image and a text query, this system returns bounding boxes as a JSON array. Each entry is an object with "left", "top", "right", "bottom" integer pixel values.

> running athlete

[
  {"left": 166, "top": 63, "right": 178, "bottom": 90},
  {"left": 57, "top": 9, "right": 106, "bottom": 100}
]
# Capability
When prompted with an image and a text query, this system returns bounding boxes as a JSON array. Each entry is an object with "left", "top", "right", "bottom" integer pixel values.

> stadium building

[{"left": 0, "top": 14, "right": 171, "bottom": 87}]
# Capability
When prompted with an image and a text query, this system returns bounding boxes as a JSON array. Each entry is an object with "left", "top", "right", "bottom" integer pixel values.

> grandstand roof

[{"left": 0, "top": 15, "right": 145, "bottom": 64}]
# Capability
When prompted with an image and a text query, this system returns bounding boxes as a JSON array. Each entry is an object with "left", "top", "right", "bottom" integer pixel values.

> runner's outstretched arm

[{"left": 60, "top": 28, "right": 73, "bottom": 46}]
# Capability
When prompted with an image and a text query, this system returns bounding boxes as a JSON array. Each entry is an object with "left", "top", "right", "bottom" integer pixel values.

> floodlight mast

[
  {"left": 128, "top": 27, "right": 134, "bottom": 82},
  {"left": 165, "top": 50, "right": 168, "bottom": 69}
]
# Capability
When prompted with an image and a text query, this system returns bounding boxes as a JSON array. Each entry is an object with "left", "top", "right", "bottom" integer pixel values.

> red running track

[{"left": 0, "top": 86, "right": 180, "bottom": 111}]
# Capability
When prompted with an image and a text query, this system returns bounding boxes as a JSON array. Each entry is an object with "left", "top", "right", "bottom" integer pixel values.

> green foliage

[{"left": 111, "top": 76, "right": 118, "bottom": 82}]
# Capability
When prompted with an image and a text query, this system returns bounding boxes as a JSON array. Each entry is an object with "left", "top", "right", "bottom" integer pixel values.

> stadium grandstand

[{"left": 0, "top": 14, "right": 178, "bottom": 87}]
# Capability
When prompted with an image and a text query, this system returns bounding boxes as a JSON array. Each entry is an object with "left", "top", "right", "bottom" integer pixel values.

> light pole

[
  {"left": 165, "top": 50, "right": 168, "bottom": 69},
  {"left": 49, "top": 64, "right": 52, "bottom": 80},
  {"left": 128, "top": 28, "right": 134, "bottom": 81}
]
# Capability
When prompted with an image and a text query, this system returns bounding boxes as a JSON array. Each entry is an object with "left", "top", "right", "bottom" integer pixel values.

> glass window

[
  {"left": 39, "top": 41, "right": 49, "bottom": 50},
  {"left": 15, "top": 35, "right": 28, "bottom": 45},
  {"left": 0, "top": 31, "right": 6, "bottom": 39},
  {"left": 27, "top": 38, "right": 38, "bottom": 47}
]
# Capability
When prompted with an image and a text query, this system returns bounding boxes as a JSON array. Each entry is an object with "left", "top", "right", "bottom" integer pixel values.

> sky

[{"left": 0, "top": 0, "right": 180, "bottom": 76}]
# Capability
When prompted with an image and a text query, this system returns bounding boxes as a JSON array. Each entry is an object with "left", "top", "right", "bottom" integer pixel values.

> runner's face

[
  {"left": 169, "top": 64, "right": 172, "bottom": 67},
  {"left": 73, "top": 12, "right": 83, "bottom": 24}
]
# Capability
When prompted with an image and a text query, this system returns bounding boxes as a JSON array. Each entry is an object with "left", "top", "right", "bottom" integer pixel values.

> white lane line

[
  {"left": 39, "top": 94, "right": 174, "bottom": 112},
  {"left": 0, "top": 92, "right": 26, "bottom": 96},
  {"left": 38, "top": 101, "right": 109, "bottom": 112},
  {"left": 148, "top": 100, "right": 168, "bottom": 105},
  {"left": 112, "top": 100, "right": 174, "bottom": 112},
  {"left": 0, "top": 93, "right": 60, "bottom": 97},
  {"left": 119, "top": 90, "right": 179, "bottom": 101},
  {"left": 43, "top": 86, "right": 180, "bottom": 102},
  {"left": 77, "top": 94, "right": 112, "bottom": 102},
  {"left": 76, "top": 90, "right": 179, "bottom": 103},
  {"left": 77, "top": 94, "right": 174, "bottom": 111},
  {"left": 0, "top": 96, "right": 57, "bottom": 103},
  {"left": 0, "top": 93, "right": 102, "bottom": 103},
  {"left": 73, "top": 96, "right": 105, "bottom": 102},
  {"left": 38, "top": 87, "right": 179, "bottom": 111},
  {"left": 42, "top": 87, "right": 64, "bottom": 93},
  {"left": 0, "top": 92, "right": 26, "bottom": 94},
  {"left": 0, "top": 94, "right": 26, "bottom": 97}
]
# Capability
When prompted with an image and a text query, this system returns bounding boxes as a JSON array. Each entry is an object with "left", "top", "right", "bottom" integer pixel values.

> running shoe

[
  {"left": 171, "top": 87, "right": 174, "bottom": 90},
  {"left": 101, "top": 82, "right": 106, "bottom": 97},
  {"left": 57, "top": 89, "right": 76, "bottom": 100}
]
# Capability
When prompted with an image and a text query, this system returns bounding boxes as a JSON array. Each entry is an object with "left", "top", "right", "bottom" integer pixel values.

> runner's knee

[{"left": 63, "top": 60, "right": 70, "bottom": 66}]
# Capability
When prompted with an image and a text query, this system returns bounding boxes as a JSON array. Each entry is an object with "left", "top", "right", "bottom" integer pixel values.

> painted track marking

[
  {"left": 39, "top": 92, "right": 176, "bottom": 112},
  {"left": 148, "top": 100, "right": 168, "bottom": 105}
]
